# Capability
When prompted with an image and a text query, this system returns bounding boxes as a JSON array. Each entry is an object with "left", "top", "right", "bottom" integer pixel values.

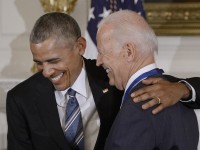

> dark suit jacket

[
  {"left": 163, "top": 75, "right": 200, "bottom": 109},
  {"left": 104, "top": 75, "right": 199, "bottom": 150},
  {"left": 6, "top": 58, "right": 123, "bottom": 150}
]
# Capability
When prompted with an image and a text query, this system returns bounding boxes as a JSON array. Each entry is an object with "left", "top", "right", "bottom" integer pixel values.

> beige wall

[{"left": 0, "top": 0, "right": 199, "bottom": 149}]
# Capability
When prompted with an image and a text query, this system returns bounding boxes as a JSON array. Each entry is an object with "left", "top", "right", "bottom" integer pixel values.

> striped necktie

[{"left": 65, "top": 88, "right": 84, "bottom": 150}]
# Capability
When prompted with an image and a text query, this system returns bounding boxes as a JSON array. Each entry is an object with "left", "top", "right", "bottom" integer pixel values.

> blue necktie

[{"left": 65, "top": 88, "right": 84, "bottom": 150}]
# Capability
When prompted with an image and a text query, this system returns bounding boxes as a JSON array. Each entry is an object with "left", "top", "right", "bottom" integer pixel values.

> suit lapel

[
  {"left": 84, "top": 58, "right": 122, "bottom": 149},
  {"left": 84, "top": 58, "right": 111, "bottom": 121},
  {"left": 34, "top": 77, "right": 70, "bottom": 149},
  {"left": 87, "top": 75, "right": 109, "bottom": 119}
]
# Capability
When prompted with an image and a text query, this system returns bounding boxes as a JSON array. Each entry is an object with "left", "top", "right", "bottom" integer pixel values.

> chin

[
  {"left": 109, "top": 81, "right": 115, "bottom": 86},
  {"left": 113, "top": 85, "right": 118, "bottom": 90},
  {"left": 54, "top": 87, "right": 62, "bottom": 91},
  {"left": 117, "top": 86, "right": 124, "bottom": 91},
  {"left": 54, "top": 81, "right": 70, "bottom": 90},
  {"left": 54, "top": 85, "right": 66, "bottom": 91}
]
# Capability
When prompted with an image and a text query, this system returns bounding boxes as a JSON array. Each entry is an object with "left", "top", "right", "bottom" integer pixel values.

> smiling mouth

[{"left": 51, "top": 73, "right": 64, "bottom": 81}]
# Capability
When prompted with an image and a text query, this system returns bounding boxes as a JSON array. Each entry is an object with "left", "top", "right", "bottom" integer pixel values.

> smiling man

[
  {"left": 6, "top": 12, "right": 123, "bottom": 150},
  {"left": 96, "top": 10, "right": 199, "bottom": 150}
]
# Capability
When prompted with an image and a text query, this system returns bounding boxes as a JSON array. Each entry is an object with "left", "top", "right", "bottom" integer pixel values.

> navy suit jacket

[
  {"left": 6, "top": 58, "right": 123, "bottom": 150},
  {"left": 104, "top": 75, "right": 199, "bottom": 150},
  {"left": 163, "top": 75, "right": 200, "bottom": 109}
]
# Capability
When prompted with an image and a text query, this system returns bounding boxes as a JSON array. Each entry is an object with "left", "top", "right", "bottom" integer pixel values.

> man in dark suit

[
  {"left": 96, "top": 10, "right": 199, "bottom": 150},
  {"left": 6, "top": 12, "right": 200, "bottom": 150},
  {"left": 132, "top": 76, "right": 200, "bottom": 114},
  {"left": 6, "top": 12, "right": 123, "bottom": 150}
]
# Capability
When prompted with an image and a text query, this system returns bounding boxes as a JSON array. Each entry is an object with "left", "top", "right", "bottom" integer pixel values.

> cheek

[
  {"left": 112, "top": 64, "right": 122, "bottom": 78},
  {"left": 55, "top": 61, "right": 69, "bottom": 70}
]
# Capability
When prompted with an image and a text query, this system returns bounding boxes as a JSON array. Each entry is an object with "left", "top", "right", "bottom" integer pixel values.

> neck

[
  {"left": 70, "top": 58, "right": 83, "bottom": 87},
  {"left": 124, "top": 56, "right": 155, "bottom": 89}
]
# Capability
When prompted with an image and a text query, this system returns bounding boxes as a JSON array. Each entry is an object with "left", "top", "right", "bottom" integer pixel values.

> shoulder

[
  {"left": 83, "top": 58, "right": 107, "bottom": 80},
  {"left": 7, "top": 71, "right": 51, "bottom": 96}
]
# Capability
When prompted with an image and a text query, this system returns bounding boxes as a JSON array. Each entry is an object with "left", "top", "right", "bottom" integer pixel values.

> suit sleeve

[
  {"left": 6, "top": 91, "right": 34, "bottom": 150},
  {"left": 164, "top": 75, "right": 200, "bottom": 108}
]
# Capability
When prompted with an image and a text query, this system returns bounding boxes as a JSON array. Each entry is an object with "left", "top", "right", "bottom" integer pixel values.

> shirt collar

[
  {"left": 125, "top": 63, "right": 157, "bottom": 92},
  {"left": 70, "top": 62, "right": 87, "bottom": 98}
]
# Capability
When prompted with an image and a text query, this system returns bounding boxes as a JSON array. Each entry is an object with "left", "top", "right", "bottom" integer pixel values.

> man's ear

[
  {"left": 123, "top": 43, "right": 135, "bottom": 62},
  {"left": 76, "top": 37, "right": 86, "bottom": 55}
]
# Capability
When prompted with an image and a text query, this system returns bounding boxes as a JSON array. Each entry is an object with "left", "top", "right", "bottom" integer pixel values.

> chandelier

[{"left": 39, "top": 0, "right": 78, "bottom": 14}]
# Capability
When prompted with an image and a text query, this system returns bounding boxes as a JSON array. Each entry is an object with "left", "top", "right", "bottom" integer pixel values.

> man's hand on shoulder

[{"left": 131, "top": 77, "right": 190, "bottom": 114}]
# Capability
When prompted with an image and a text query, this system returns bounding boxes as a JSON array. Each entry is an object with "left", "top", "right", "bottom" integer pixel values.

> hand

[{"left": 131, "top": 78, "right": 190, "bottom": 114}]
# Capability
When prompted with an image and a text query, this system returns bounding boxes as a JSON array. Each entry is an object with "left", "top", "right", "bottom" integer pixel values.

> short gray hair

[
  {"left": 30, "top": 12, "right": 81, "bottom": 47},
  {"left": 98, "top": 10, "right": 158, "bottom": 54}
]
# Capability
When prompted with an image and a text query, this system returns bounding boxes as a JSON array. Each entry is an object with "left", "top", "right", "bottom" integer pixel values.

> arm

[
  {"left": 6, "top": 91, "right": 34, "bottom": 150},
  {"left": 181, "top": 77, "right": 200, "bottom": 108},
  {"left": 131, "top": 76, "right": 200, "bottom": 114}
]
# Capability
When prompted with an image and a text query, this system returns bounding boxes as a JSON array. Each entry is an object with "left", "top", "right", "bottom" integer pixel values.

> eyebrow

[{"left": 33, "top": 58, "right": 60, "bottom": 63}]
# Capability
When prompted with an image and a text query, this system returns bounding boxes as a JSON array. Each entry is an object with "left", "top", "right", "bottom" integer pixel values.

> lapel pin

[{"left": 102, "top": 88, "right": 109, "bottom": 93}]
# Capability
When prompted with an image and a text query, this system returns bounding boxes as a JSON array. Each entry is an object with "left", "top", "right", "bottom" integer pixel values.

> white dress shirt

[
  {"left": 55, "top": 63, "right": 100, "bottom": 150},
  {"left": 124, "top": 63, "right": 196, "bottom": 104}
]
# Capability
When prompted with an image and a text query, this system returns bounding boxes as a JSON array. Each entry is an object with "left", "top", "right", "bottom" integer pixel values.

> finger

[
  {"left": 133, "top": 93, "right": 152, "bottom": 102},
  {"left": 142, "top": 77, "right": 164, "bottom": 85},
  {"left": 132, "top": 85, "right": 162, "bottom": 102},
  {"left": 131, "top": 86, "right": 155, "bottom": 98},
  {"left": 141, "top": 98, "right": 159, "bottom": 110},
  {"left": 152, "top": 104, "right": 164, "bottom": 115},
  {"left": 131, "top": 89, "right": 146, "bottom": 98}
]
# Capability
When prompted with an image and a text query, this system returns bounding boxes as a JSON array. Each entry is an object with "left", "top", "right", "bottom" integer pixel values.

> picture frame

[{"left": 144, "top": 1, "right": 200, "bottom": 35}]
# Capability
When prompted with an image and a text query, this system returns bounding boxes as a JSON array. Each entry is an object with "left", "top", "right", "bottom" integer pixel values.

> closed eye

[
  {"left": 47, "top": 58, "right": 61, "bottom": 64},
  {"left": 34, "top": 61, "right": 42, "bottom": 66},
  {"left": 33, "top": 58, "right": 61, "bottom": 66}
]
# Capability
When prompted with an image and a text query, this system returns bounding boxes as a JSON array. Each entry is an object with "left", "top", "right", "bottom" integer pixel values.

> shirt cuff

[{"left": 179, "top": 80, "right": 196, "bottom": 102}]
